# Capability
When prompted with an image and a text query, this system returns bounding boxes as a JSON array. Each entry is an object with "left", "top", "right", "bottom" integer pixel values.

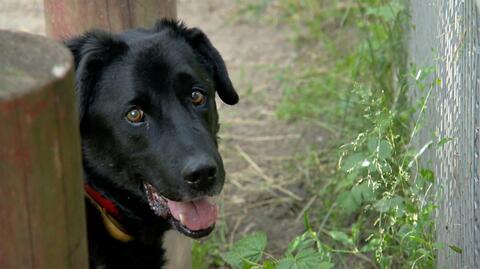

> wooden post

[
  {"left": 43, "top": 0, "right": 177, "bottom": 39},
  {"left": 0, "top": 31, "right": 88, "bottom": 269}
]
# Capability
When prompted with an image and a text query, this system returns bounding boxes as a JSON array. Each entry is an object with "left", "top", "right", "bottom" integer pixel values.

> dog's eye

[
  {"left": 191, "top": 90, "right": 207, "bottom": 106},
  {"left": 126, "top": 108, "right": 144, "bottom": 123}
]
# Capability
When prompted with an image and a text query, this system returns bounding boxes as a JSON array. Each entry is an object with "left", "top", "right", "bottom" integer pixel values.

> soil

[
  {"left": 177, "top": 1, "right": 326, "bottom": 256},
  {"left": 1, "top": 0, "right": 325, "bottom": 260}
]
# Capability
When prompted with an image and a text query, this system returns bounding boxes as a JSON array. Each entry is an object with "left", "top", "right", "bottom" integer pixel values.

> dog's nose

[{"left": 182, "top": 158, "right": 217, "bottom": 189}]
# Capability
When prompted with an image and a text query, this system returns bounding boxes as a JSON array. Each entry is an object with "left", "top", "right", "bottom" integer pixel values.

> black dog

[{"left": 66, "top": 20, "right": 238, "bottom": 268}]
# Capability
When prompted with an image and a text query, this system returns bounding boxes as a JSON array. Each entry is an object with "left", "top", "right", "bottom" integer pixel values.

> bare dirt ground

[
  {"left": 1, "top": 0, "right": 324, "bottom": 261},
  {"left": 178, "top": 1, "right": 326, "bottom": 256}
]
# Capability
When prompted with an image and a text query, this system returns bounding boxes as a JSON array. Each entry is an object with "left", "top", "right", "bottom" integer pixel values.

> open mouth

[{"left": 143, "top": 182, "right": 218, "bottom": 238}]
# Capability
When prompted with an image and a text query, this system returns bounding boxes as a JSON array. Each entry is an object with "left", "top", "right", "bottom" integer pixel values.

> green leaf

[
  {"left": 366, "top": 2, "right": 404, "bottom": 22},
  {"left": 352, "top": 183, "right": 376, "bottom": 203},
  {"left": 379, "top": 255, "right": 393, "bottom": 269},
  {"left": 318, "top": 262, "right": 334, "bottom": 269},
  {"left": 329, "top": 231, "right": 354, "bottom": 246},
  {"left": 420, "top": 169, "right": 434, "bottom": 183},
  {"left": 336, "top": 172, "right": 357, "bottom": 191},
  {"left": 336, "top": 191, "right": 360, "bottom": 214},
  {"left": 303, "top": 212, "right": 312, "bottom": 233},
  {"left": 367, "top": 138, "right": 379, "bottom": 154},
  {"left": 449, "top": 245, "right": 463, "bottom": 254},
  {"left": 222, "top": 233, "right": 267, "bottom": 269},
  {"left": 341, "top": 153, "right": 366, "bottom": 171},
  {"left": 397, "top": 224, "right": 411, "bottom": 238},
  {"left": 278, "top": 250, "right": 333, "bottom": 269},
  {"left": 437, "top": 137, "right": 453, "bottom": 148},
  {"left": 360, "top": 238, "right": 380, "bottom": 252},
  {"left": 378, "top": 140, "right": 392, "bottom": 159},
  {"left": 262, "top": 260, "right": 276, "bottom": 269},
  {"left": 337, "top": 183, "right": 376, "bottom": 214},
  {"left": 368, "top": 138, "right": 392, "bottom": 159},
  {"left": 286, "top": 233, "right": 315, "bottom": 256},
  {"left": 374, "top": 196, "right": 404, "bottom": 213}
]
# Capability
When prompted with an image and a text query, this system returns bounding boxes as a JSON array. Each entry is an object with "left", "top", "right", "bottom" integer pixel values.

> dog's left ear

[{"left": 185, "top": 28, "right": 239, "bottom": 105}]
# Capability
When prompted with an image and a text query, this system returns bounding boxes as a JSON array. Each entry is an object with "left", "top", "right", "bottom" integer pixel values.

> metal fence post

[{"left": 409, "top": 0, "right": 480, "bottom": 267}]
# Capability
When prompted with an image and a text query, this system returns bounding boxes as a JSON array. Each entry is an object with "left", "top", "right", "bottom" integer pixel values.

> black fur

[{"left": 66, "top": 20, "right": 238, "bottom": 269}]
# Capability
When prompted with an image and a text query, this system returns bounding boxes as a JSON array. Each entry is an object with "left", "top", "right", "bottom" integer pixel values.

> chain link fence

[{"left": 409, "top": 0, "right": 480, "bottom": 267}]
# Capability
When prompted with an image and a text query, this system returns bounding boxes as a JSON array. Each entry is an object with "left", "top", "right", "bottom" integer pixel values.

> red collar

[
  {"left": 84, "top": 183, "right": 133, "bottom": 242},
  {"left": 84, "top": 183, "right": 121, "bottom": 219}
]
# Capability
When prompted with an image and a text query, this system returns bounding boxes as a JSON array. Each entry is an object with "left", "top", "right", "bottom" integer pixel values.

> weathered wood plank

[
  {"left": 51, "top": 67, "right": 89, "bottom": 269},
  {"left": 0, "top": 98, "right": 35, "bottom": 269},
  {"left": 44, "top": 0, "right": 177, "bottom": 39},
  {"left": 0, "top": 31, "right": 88, "bottom": 269}
]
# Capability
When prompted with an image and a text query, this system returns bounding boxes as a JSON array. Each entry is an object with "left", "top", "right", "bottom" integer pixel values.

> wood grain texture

[
  {"left": 0, "top": 31, "right": 88, "bottom": 269},
  {"left": 44, "top": 0, "right": 177, "bottom": 39}
]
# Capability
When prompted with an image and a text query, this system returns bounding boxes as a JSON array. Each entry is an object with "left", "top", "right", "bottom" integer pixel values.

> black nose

[{"left": 182, "top": 158, "right": 217, "bottom": 189}]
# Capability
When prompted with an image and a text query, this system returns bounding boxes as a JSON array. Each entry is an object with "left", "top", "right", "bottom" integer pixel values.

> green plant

[
  {"left": 334, "top": 73, "right": 438, "bottom": 268},
  {"left": 197, "top": 0, "right": 441, "bottom": 268},
  {"left": 221, "top": 68, "right": 438, "bottom": 268},
  {"left": 222, "top": 216, "right": 334, "bottom": 269}
]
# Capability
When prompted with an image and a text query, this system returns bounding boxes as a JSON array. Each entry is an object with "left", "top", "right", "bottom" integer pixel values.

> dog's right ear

[{"left": 64, "top": 30, "right": 128, "bottom": 121}]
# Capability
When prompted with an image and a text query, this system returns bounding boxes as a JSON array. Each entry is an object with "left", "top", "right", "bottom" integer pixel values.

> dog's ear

[
  {"left": 184, "top": 28, "right": 239, "bottom": 105},
  {"left": 64, "top": 30, "right": 128, "bottom": 121}
]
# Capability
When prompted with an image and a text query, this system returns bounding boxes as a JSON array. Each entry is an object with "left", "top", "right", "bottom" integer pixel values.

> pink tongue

[{"left": 167, "top": 198, "right": 218, "bottom": 231}]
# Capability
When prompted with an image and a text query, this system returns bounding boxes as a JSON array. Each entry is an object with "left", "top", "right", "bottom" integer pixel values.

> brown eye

[
  {"left": 191, "top": 90, "right": 207, "bottom": 106},
  {"left": 126, "top": 108, "right": 144, "bottom": 123}
]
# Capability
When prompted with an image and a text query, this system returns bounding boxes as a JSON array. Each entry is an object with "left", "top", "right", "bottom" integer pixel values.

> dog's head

[{"left": 66, "top": 20, "right": 238, "bottom": 239}]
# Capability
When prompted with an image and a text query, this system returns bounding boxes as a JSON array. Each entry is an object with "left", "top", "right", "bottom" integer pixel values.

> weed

[
  {"left": 222, "top": 216, "right": 334, "bottom": 269},
  {"left": 196, "top": 0, "right": 440, "bottom": 268}
]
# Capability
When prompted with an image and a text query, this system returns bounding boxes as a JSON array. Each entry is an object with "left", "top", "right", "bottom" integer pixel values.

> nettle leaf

[
  {"left": 337, "top": 191, "right": 360, "bottom": 214},
  {"left": 341, "top": 153, "right": 367, "bottom": 171},
  {"left": 222, "top": 233, "right": 267, "bottom": 269},
  {"left": 352, "top": 183, "right": 376, "bottom": 203},
  {"left": 367, "top": 138, "right": 379, "bottom": 153},
  {"left": 379, "top": 141, "right": 392, "bottom": 158},
  {"left": 338, "top": 182, "right": 376, "bottom": 214},
  {"left": 349, "top": 186, "right": 363, "bottom": 205},
  {"left": 378, "top": 159, "right": 392, "bottom": 173},
  {"left": 286, "top": 233, "right": 315, "bottom": 256},
  {"left": 361, "top": 238, "right": 380, "bottom": 252},
  {"left": 329, "top": 231, "right": 354, "bottom": 246},
  {"left": 367, "top": 138, "right": 392, "bottom": 159},
  {"left": 335, "top": 172, "right": 357, "bottom": 192},
  {"left": 278, "top": 249, "right": 333, "bottom": 269},
  {"left": 374, "top": 196, "right": 404, "bottom": 213}
]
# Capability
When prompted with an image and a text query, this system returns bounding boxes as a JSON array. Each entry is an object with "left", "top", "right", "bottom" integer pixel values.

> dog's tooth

[{"left": 179, "top": 213, "right": 186, "bottom": 225}]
